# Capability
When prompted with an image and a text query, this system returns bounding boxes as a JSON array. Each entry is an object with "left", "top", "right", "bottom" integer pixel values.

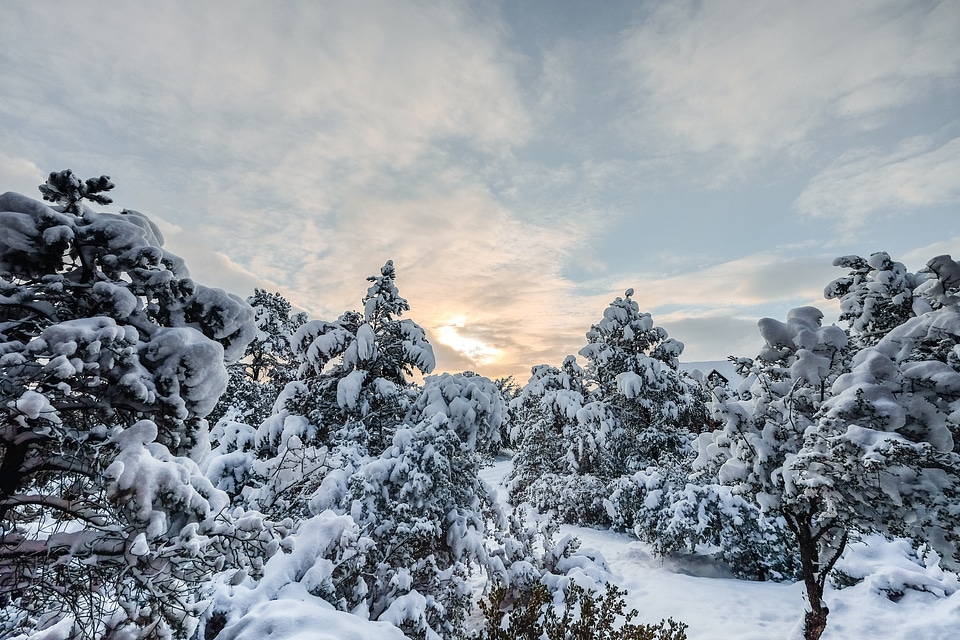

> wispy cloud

[
  {"left": 618, "top": 0, "right": 960, "bottom": 166},
  {"left": 795, "top": 135, "right": 960, "bottom": 225},
  {"left": 3, "top": 1, "right": 957, "bottom": 381}
]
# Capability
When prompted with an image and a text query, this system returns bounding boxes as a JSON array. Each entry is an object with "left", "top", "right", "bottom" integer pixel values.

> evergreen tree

[
  {"left": 251, "top": 260, "right": 434, "bottom": 518},
  {"left": 578, "top": 289, "right": 705, "bottom": 476},
  {"left": 208, "top": 289, "right": 306, "bottom": 428},
  {"left": 281, "top": 260, "right": 434, "bottom": 452},
  {"left": 0, "top": 176, "right": 266, "bottom": 639},
  {"left": 697, "top": 306, "right": 848, "bottom": 639},
  {"left": 208, "top": 372, "right": 513, "bottom": 640},
  {"left": 700, "top": 256, "right": 960, "bottom": 640},
  {"left": 338, "top": 372, "right": 503, "bottom": 638},
  {"left": 510, "top": 291, "right": 706, "bottom": 527},
  {"left": 824, "top": 252, "right": 921, "bottom": 348},
  {"left": 508, "top": 357, "right": 588, "bottom": 503}
]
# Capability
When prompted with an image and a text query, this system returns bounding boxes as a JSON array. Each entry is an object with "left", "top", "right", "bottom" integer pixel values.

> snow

[
  {"left": 145, "top": 326, "right": 228, "bottom": 419},
  {"left": 336, "top": 369, "right": 367, "bottom": 409},
  {"left": 214, "top": 593, "right": 408, "bottom": 640}
]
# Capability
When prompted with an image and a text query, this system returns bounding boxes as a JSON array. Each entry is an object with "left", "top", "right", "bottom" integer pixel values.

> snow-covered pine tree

[
  {"left": 281, "top": 259, "right": 433, "bottom": 453},
  {"left": 696, "top": 305, "right": 849, "bottom": 639},
  {"left": 250, "top": 260, "right": 435, "bottom": 518},
  {"left": 824, "top": 252, "right": 922, "bottom": 348},
  {"left": 786, "top": 254, "right": 960, "bottom": 639},
  {"left": 208, "top": 372, "right": 509, "bottom": 640},
  {"left": 509, "top": 291, "right": 706, "bottom": 527},
  {"left": 577, "top": 289, "right": 706, "bottom": 477},
  {"left": 491, "top": 375, "right": 521, "bottom": 453},
  {"left": 204, "top": 290, "right": 306, "bottom": 506},
  {"left": 208, "top": 289, "right": 306, "bottom": 428},
  {"left": 507, "top": 356, "right": 588, "bottom": 502},
  {"left": 338, "top": 372, "right": 504, "bottom": 638},
  {"left": 0, "top": 175, "right": 267, "bottom": 639}
]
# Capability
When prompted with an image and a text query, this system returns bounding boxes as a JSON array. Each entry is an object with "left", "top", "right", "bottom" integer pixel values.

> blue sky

[{"left": 2, "top": 0, "right": 958, "bottom": 380}]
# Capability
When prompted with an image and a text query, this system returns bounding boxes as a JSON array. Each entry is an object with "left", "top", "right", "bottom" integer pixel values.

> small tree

[
  {"left": 280, "top": 260, "right": 434, "bottom": 452},
  {"left": 210, "top": 372, "right": 509, "bottom": 640},
  {"left": 250, "top": 260, "right": 435, "bottom": 519},
  {"left": 698, "top": 306, "right": 848, "bottom": 638},
  {"left": 702, "top": 256, "right": 960, "bottom": 639},
  {"left": 578, "top": 289, "right": 705, "bottom": 476},
  {"left": 508, "top": 357, "right": 588, "bottom": 502}
]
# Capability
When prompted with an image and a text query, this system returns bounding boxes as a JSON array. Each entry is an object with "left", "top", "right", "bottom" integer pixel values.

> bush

[
  {"left": 524, "top": 474, "right": 611, "bottom": 526},
  {"left": 476, "top": 581, "right": 687, "bottom": 640}
]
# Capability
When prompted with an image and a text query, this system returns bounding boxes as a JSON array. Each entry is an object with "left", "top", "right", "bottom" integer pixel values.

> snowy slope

[{"left": 480, "top": 459, "right": 960, "bottom": 640}]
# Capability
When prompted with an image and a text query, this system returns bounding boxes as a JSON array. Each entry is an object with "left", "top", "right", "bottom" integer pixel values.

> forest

[{"left": 1, "top": 171, "right": 958, "bottom": 640}]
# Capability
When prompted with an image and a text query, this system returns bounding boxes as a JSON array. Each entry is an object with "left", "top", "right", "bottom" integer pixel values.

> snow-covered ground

[{"left": 480, "top": 459, "right": 960, "bottom": 640}]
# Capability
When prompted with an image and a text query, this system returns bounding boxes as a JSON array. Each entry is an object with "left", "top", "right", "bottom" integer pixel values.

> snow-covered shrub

[
  {"left": 607, "top": 470, "right": 799, "bottom": 582},
  {"left": 524, "top": 473, "right": 611, "bottom": 527},
  {"left": 201, "top": 511, "right": 390, "bottom": 640},
  {"left": 476, "top": 581, "right": 688, "bottom": 640},
  {"left": 829, "top": 534, "right": 960, "bottom": 600},
  {"left": 0, "top": 176, "right": 265, "bottom": 639},
  {"left": 344, "top": 417, "right": 486, "bottom": 638}
]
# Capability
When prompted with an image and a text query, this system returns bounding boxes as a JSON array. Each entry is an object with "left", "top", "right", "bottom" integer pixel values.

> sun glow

[{"left": 435, "top": 316, "right": 502, "bottom": 365}]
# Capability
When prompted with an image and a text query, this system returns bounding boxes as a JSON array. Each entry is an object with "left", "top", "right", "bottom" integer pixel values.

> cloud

[
  {"left": 149, "top": 215, "right": 286, "bottom": 301},
  {"left": 5, "top": 0, "right": 953, "bottom": 384},
  {"left": 654, "top": 314, "right": 764, "bottom": 362},
  {"left": 0, "top": 1, "right": 531, "bottom": 198},
  {"left": 0, "top": 153, "right": 43, "bottom": 197},
  {"left": 618, "top": 0, "right": 960, "bottom": 164},
  {"left": 623, "top": 251, "right": 839, "bottom": 312},
  {"left": 899, "top": 236, "right": 960, "bottom": 266},
  {"left": 795, "top": 135, "right": 960, "bottom": 225}
]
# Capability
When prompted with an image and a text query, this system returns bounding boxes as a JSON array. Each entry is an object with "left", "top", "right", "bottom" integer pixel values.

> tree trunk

[{"left": 788, "top": 512, "right": 829, "bottom": 640}]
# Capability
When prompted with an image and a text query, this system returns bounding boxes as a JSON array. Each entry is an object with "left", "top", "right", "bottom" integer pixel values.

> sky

[{"left": 1, "top": 0, "right": 958, "bottom": 381}]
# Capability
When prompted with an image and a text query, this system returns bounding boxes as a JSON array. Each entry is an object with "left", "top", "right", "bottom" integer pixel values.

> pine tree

[
  {"left": 251, "top": 260, "right": 435, "bottom": 518},
  {"left": 508, "top": 357, "right": 588, "bottom": 503},
  {"left": 577, "top": 289, "right": 704, "bottom": 477},
  {"left": 208, "top": 373, "right": 511, "bottom": 640},
  {"left": 0, "top": 175, "right": 266, "bottom": 639},
  {"left": 824, "top": 252, "right": 920, "bottom": 348},
  {"left": 701, "top": 257, "right": 960, "bottom": 640},
  {"left": 208, "top": 289, "right": 306, "bottom": 428}
]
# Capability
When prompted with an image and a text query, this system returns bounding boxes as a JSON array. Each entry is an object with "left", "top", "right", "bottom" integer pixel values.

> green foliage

[
  {"left": 477, "top": 582, "right": 687, "bottom": 640},
  {"left": 208, "top": 288, "right": 306, "bottom": 428}
]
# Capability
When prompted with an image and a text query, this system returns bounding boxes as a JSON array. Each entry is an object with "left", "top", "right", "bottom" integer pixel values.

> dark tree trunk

[
  {"left": 796, "top": 521, "right": 829, "bottom": 640},
  {"left": 784, "top": 508, "right": 846, "bottom": 640},
  {"left": 0, "top": 440, "right": 28, "bottom": 520}
]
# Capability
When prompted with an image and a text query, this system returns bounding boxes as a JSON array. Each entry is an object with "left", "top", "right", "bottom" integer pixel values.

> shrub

[{"left": 476, "top": 581, "right": 687, "bottom": 640}]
